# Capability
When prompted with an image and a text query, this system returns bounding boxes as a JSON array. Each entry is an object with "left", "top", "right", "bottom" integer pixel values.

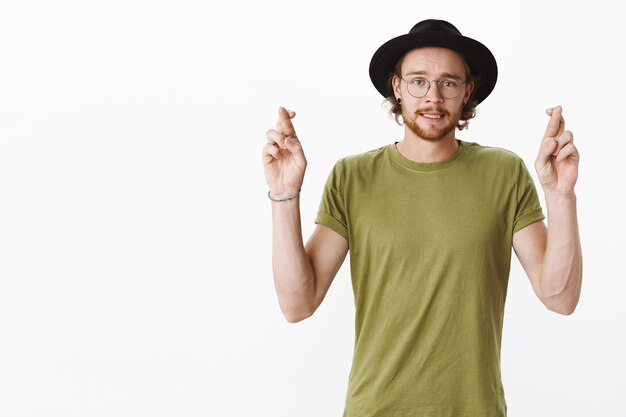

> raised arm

[
  {"left": 513, "top": 106, "right": 582, "bottom": 315},
  {"left": 263, "top": 107, "right": 348, "bottom": 323}
]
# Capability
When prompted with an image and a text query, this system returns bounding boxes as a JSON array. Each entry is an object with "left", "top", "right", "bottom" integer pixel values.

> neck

[{"left": 396, "top": 130, "right": 459, "bottom": 163}]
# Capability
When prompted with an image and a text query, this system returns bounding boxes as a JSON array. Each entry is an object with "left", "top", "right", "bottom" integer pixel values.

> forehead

[{"left": 399, "top": 47, "right": 467, "bottom": 77}]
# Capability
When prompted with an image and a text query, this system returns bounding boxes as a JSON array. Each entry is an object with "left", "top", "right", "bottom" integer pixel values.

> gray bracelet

[{"left": 268, "top": 189, "right": 301, "bottom": 202}]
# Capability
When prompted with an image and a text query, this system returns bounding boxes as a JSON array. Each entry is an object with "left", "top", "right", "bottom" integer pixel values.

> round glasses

[{"left": 401, "top": 77, "right": 466, "bottom": 99}]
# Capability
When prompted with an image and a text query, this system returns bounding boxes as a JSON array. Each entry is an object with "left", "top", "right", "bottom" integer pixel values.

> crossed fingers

[
  {"left": 263, "top": 107, "right": 302, "bottom": 162},
  {"left": 539, "top": 105, "right": 578, "bottom": 163}
]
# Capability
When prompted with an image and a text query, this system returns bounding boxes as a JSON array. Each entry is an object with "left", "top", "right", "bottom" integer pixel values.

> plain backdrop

[{"left": 0, "top": 0, "right": 624, "bottom": 416}]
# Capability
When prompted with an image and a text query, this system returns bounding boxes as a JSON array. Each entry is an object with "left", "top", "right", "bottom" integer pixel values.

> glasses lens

[
  {"left": 440, "top": 80, "right": 462, "bottom": 99},
  {"left": 407, "top": 78, "right": 429, "bottom": 98}
]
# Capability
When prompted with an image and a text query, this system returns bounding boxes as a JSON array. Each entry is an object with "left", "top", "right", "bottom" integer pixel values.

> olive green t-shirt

[{"left": 315, "top": 141, "right": 545, "bottom": 417}]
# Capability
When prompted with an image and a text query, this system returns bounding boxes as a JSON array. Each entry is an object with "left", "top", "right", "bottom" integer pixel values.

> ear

[
  {"left": 392, "top": 74, "right": 402, "bottom": 98},
  {"left": 464, "top": 80, "right": 475, "bottom": 103}
]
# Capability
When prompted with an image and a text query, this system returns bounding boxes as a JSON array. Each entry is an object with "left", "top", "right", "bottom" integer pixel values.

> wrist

[
  {"left": 268, "top": 189, "right": 301, "bottom": 202},
  {"left": 544, "top": 190, "right": 577, "bottom": 207}
]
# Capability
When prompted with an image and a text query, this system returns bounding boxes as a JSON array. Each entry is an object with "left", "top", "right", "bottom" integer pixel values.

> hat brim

[{"left": 369, "top": 31, "right": 498, "bottom": 104}]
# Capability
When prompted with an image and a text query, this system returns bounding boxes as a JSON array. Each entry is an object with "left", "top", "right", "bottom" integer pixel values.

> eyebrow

[{"left": 404, "top": 70, "right": 464, "bottom": 81}]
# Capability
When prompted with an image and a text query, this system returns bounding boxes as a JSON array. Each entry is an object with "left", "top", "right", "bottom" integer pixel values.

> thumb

[
  {"left": 537, "top": 138, "right": 557, "bottom": 166},
  {"left": 284, "top": 136, "right": 307, "bottom": 169}
]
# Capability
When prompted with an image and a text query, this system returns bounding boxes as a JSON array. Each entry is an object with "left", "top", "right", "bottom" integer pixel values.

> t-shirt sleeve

[
  {"left": 513, "top": 159, "right": 545, "bottom": 233},
  {"left": 315, "top": 160, "right": 349, "bottom": 241}
]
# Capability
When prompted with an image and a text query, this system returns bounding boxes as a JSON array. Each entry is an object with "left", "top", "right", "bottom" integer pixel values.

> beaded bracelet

[{"left": 268, "top": 189, "right": 301, "bottom": 202}]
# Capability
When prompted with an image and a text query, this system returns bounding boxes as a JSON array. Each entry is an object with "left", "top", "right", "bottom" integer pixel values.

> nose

[{"left": 424, "top": 81, "right": 443, "bottom": 103}]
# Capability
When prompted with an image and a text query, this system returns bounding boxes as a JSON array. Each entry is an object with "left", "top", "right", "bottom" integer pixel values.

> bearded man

[{"left": 262, "top": 19, "right": 582, "bottom": 417}]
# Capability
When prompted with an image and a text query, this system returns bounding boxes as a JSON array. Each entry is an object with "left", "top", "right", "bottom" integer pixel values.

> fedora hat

[{"left": 369, "top": 19, "right": 498, "bottom": 104}]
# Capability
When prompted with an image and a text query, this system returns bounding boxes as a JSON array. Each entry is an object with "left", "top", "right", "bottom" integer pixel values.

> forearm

[
  {"left": 271, "top": 198, "right": 316, "bottom": 322},
  {"left": 540, "top": 193, "right": 582, "bottom": 313}
]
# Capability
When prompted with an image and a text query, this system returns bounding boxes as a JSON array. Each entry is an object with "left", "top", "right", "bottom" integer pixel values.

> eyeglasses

[{"left": 401, "top": 77, "right": 466, "bottom": 99}]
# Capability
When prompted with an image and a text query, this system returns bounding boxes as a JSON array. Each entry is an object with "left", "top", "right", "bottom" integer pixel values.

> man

[{"left": 262, "top": 19, "right": 581, "bottom": 417}]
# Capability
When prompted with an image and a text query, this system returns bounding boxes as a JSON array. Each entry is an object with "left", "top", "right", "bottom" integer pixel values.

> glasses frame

[{"left": 400, "top": 77, "right": 467, "bottom": 99}]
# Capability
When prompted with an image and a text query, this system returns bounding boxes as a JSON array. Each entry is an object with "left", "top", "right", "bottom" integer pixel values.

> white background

[{"left": 0, "top": 0, "right": 624, "bottom": 416}]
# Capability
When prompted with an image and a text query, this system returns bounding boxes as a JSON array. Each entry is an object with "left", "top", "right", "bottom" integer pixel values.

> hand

[
  {"left": 535, "top": 105, "right": 579, "bottom": 196},
  {"left": 263, "top": 107, "right": 308, "bottom": 199}
]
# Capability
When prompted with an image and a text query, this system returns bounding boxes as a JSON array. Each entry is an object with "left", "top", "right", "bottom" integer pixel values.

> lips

[
  {"left": 415, "top": 108, "right": 448, "bottom": 121},
  {"left": 420, "top": 113, "right": 443, "bottom": 119}
]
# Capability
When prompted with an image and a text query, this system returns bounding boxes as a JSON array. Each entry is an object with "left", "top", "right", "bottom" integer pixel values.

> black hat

[{"left": 369, "top": 19, "right": 498, "bottom": 104}]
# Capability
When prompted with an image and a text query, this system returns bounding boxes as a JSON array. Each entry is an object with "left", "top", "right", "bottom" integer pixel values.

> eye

[
  {"left": 441, "top": 80, "right": 459, "bottom": 88},
  {"left": 410, "top": 78, "right": 427, "bottom": 86}
]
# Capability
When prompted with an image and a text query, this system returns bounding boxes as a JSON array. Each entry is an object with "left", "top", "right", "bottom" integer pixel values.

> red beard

[{"left": 402, "top": 103, "right": 463, "bottom": 142}]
